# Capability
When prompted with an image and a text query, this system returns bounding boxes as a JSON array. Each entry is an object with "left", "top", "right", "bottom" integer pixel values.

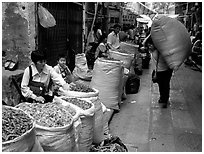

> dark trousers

[
  {"left": 157, "top": 69, "right": 173, "bottom": 103},
  {"left": 86, "top": 43, "right": 99, "bottom": 69}
]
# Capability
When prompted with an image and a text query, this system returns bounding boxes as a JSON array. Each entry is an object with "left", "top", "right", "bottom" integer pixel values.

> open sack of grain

[
  {"left": 59, "top": 82, "right": 105, "bottom": 144},
  {"left": 2, "top": 105, "right": 43, "bottom": 152},
  {"left": 16, "top": 102, "right": 76, "bottom": 152},
  {"left": 56, "top": 97, "right": 95, "bottom": 152}
]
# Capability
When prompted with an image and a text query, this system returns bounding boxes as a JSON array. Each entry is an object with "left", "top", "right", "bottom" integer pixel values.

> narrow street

[{"left": 109, "top": 61, "right": 202, "bottom": 152}]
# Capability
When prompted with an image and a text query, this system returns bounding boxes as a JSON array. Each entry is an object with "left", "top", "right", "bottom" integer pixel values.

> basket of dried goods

[
  {"left": 59, "top": 82, "right": 99, "bottom": 98},
  {"left": 59, "top": 97, "right": 95, "bottom": 152},
  {"left": 16, "top": 102, "right": 76, "bottom": 152},
  {"left": 90, "top": 136, "right": 128, "bottom": 152},
  {"left": 2, "top": 105, "right": 36, "bottom": 152}
]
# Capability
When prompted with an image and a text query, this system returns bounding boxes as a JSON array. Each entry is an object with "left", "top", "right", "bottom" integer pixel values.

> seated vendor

[
  {"left": 54, "top": 53, "right": 74, "bottom": 84},
  {"left": 21, "top": 50, "right": 70, "bottom": 103}
]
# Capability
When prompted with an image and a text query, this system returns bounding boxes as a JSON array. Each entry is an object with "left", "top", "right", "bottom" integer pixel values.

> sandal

[{"left": 4, "top": 55, "right": 18, "bottom": 71}]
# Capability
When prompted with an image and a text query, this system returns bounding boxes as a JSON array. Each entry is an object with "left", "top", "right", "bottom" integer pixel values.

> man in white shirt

[{"left": 107, "top": 23, "right": 121, "bottom": 50}]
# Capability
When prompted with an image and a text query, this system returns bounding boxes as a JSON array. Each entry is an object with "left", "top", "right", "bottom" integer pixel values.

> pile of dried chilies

[
  {"left": 62, "top": 97, "right": 92, "bottom": 110},
  {"left": 16, "top": 102, "right": 74, "bottom": 127},
  {"left": 2, "top": 106, "right": 33, "bottom": 142}
]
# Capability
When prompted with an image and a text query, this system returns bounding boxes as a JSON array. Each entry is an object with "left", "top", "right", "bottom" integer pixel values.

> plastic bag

[{"left": 38, "top": 5, "right": 56, "bottom": 28}]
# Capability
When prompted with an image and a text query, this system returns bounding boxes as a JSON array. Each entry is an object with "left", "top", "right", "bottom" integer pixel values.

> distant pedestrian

[
  {"left": 86, "top": 23, "right": 103, "bottom": 69},
  {"left": 144, "top": 35, "right": 173, "bottom": 108},
  {"left": 107, "top": 23, "right": 121, "bottom": 50}
]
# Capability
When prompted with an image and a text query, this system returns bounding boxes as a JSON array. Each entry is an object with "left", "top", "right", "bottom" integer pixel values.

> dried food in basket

[
  {"left": 16, "top": 102, "right": 73, "bottom": 128},
  {"left": 2, "top": 106, "right": 33, "bottom": 142},
  {"left": 62, "top": 97, "right": 92, "bottom": 110},
  {"left": 70, "top": 83, "right": 95, "bottom": 93}
]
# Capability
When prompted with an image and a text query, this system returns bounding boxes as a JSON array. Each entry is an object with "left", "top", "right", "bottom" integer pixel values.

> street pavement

[{"left": 109, "top": 60, "right": 202, "bottom": 152}]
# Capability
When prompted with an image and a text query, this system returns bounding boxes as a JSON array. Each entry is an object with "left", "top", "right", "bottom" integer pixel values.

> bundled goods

[
  {"left": 16, "top": 102, "right": 76, "bottom": 152},
  {"left": 151, "top": 15, "right": 192, "bottom": 70},
  {"left": 90, "top": 58, "right": 123, "bottom": 111},
  {"left": 72, "top": 53, "right": 92, "bottom": 81},
  {"left": 125, "top": 74, "right": 140, "bottom": 94},
  {"left": 61, "top": 97, "right": 95, "bottom": 152},
  {"left": 109, "top": 49, "right": 134, "bottom": 69},
  {"left": 2, "top": 106, "right": 41, "bottom": 152},
  {"left": 90, "top": 136, "right": 128, "bottom": 152}
]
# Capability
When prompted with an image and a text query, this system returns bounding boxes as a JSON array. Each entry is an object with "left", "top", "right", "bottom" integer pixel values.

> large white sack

[
  {"left": 109, "top": 49, "right": 134, "bottom": 69},
  {"left": 90, "top": 58, "right": 123, "bottom": 110},
  {"left": 151, "top": 15, "right": 192, "bottom": 70}
]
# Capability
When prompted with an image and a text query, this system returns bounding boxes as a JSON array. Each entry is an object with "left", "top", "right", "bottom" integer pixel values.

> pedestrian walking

[
  {"left": 145, "top": 35, "right": 173, "bottom": 108},
  {"left": 107, "top": 23, "right": 121, "bottom": 50},
  {"left": 86, "top": 23, "right": 103, "bottom": 69},
  {"left": 21, "top": 50, "right": 70, "bottom": 103}
]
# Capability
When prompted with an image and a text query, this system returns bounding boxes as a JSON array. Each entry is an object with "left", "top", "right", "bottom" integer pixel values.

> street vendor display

[
  {"left": 59, "top": 97, "right": 95, "bottom": 152},
  {"left": 2, "top": 106, "right": 43, "bottom": 152},
  {"left": 150, "top": 15, "right": 192, "bottom": 70},
  {"left": 16, "top": 102, "right": 76, "bottom": 152},
  {"left": 59, "top": 82, "right": 104, "bottom": 144}
]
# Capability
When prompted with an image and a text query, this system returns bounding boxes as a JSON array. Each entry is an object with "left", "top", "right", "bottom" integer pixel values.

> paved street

[{"left": 109, "top": 61, "right": 202, "bottom": 152}]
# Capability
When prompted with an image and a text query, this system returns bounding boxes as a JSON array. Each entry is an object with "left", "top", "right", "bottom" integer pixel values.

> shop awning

[{"left": 133, "top": 2, "right": 158, "bottom": 20}]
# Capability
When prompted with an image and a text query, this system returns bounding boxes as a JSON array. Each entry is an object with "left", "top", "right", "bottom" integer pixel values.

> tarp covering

[{"left": 133, "top": 2, "right": 157, "bottom": 19}]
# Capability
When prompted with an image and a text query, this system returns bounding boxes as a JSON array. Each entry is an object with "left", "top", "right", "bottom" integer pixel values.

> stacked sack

[
  {"left": 55, "top": 96, "right": 95, "bottom": 152},
  {"left": 108, "top": 49, "right": 134, "bottom": 70},
  {"left": 58, "top": 82, "right": 105, "bottom": 144},
  {"left": 90, "top": 58, "right": 123, "bottom": 111},
  {"left": 16, "top": 102, "right": 76, "bottom": 152},
  {"left": 2, "top": 106, "right": 43, "bottom": 152}
]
